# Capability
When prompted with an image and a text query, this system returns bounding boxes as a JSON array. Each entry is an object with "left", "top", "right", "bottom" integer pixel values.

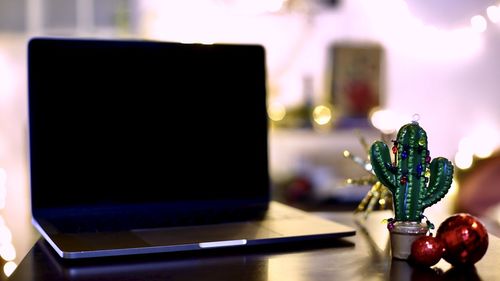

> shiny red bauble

[
  {"left": 410, "top": 235, "right": 444, "bottom": 267},
  {"left": 436, "top": 213, "right": 489, "bottom": 266}
]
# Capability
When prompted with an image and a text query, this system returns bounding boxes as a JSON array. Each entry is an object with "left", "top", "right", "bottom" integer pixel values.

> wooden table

[{"left": 9, "top": 211, "right": 500, "bottom": 281}]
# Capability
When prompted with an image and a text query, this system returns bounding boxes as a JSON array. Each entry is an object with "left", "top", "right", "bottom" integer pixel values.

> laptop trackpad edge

[{"left": 134, "top": 222, "right": 283, "bottom": 247}]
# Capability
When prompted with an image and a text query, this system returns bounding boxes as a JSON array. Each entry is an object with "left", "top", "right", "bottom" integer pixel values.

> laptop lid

[{"left": 28, "top": 38, "right": 270, "bottom": 230}]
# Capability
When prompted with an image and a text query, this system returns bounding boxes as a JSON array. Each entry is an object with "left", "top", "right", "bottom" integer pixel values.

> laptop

[{"left": 27, "top": 37, "right": 355, "bottom": 259}]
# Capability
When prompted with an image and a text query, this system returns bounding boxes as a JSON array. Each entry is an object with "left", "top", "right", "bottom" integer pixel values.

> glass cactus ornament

[{"left": 370, "top": 121, "right": 454, "bottom": 222}]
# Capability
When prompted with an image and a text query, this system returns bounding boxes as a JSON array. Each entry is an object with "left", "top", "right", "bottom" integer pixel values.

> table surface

[{"left": 9, "top": 211, "right": 500, "bottom": 281}]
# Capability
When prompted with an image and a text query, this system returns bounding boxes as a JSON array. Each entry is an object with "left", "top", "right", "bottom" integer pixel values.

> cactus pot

[{"left": 389, "top": 221, "right": 428, "bottom": 260}]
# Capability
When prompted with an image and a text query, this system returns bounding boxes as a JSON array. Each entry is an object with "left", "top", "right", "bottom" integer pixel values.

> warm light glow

[
  {"left": 458, "top": 136, "right": 475, "bottom": 158},
  {"left": 267, "top": 0, "right": 286, "bottom": 13},
  {"left": 0, "top": 225, "right": 12, "bottom": 244},
  {"left": 448, "top": 180, "right": 459, "bottom": 199},
  {"left": 471, "top": 15, "right": 487, "bottom": 33},
  {"left": 0, "top": 243, "right": 16, "bottom": 261},
  {"left": 369, "top": 109, "right": 399, "bottom": 134},
  {"left": 233, "top": 0, "right": 286, "bottom": 14},
  {"left": 475, "top": 147, "right": 494, "bottom": 159},
  {"left": 455, "top": 150, "right": 473, "bottom": 170},
  {"left": 144, "top": 1, "right": 227, "bottom": 44},
  {"left": 487, "top": 5, "right": 500, "bottom": 23},
  {"left": 459, "top": 124, "right": 500, "bottom": 159},
  {"left": 343, "top": 150, "right": 350, "bottom": 158},
  {"left": 144, "top": 0, "right": 287, "bottom": 43},
  {"left": 0, "top": 168, "right": 6, "bottom": 209},
  {"left": 472, "top": 125, "right": 499, "bottom": 158},
  {"left": 0, "top": 169, "right": 5, "bottom": 183},
  {"left": 437, "top": 27, "right": 483, "bottom": 60},
  {"left": 312, "top": 105, "right": 332, "bottom": 125},
  {"left": 361, "top": 0, "right": 483, "bottom": 61},
  {"left": 3, "top": 262, "right": 16, "bottom": 277},
  {"left": 268, "top": 102, "right": 286, "bottom": 121},
  {"left": 0, "top": 52, "right": 15, "bottom": 101}
]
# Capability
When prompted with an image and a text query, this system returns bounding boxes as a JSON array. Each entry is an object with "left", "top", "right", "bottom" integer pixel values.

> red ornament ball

[
  {"left": 410, "top": 235, "right": 444, "bottom": 267},
  {"left": 436, "top": 213, "right": 489, "bottom": 266}
]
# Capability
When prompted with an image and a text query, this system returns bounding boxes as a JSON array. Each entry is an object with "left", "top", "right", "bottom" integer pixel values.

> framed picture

[{"left": 328, "top": 43, "right": 383, "bottom": 128}]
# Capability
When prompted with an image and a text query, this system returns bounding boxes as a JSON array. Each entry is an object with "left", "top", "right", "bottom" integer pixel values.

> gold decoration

[{"left": 343, "top": 132, "right": 393, "bottom": 219}]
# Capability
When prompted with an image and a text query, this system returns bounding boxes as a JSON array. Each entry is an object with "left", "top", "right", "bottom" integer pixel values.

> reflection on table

[{"left": 8, "top": 211, "right": 500, "bottom": 281}]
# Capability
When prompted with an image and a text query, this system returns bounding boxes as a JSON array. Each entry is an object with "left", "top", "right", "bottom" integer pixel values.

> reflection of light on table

[{"left": 268, "top": 254, "right": 306, "bottom": 281}]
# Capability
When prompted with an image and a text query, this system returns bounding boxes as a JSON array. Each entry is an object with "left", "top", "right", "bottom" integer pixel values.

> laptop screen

[{"left": 28, "top": 38, "right": 270, "bottom": 218}]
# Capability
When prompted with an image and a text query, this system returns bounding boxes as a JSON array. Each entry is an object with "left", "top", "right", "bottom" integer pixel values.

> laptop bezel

[{"left": 27, "top": 37, "right": 271, "bottom": 232}]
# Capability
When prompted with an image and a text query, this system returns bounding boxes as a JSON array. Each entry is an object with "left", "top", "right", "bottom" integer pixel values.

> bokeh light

[
  {"left": 3, "top": 261, "right": 16, "bottom": 277},
  {"left": 268, "top": 102, "right": 286, "bottom": 121},
  {"left": 312, "top": 105, "right": 332, "bottom": 126},
  {"left": 486, "top": 5, "right": 500, "bottom": 23},
  {"left": 471, "top": 15, "right": 487, "bottom": 33}
]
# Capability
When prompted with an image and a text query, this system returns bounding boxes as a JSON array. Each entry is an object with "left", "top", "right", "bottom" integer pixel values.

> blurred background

[{"left": 1, "top": 0, "right": 500, "bottom": 278}]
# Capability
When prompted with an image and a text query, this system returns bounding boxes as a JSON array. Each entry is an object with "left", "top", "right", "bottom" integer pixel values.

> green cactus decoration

[{"left": 370, "top": 122, "right": 454, "bottom": 222}]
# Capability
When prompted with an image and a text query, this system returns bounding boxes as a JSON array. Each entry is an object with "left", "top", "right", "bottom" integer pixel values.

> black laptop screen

[{"left": 28, "top": 38, "right": 270, "bottom": 213}]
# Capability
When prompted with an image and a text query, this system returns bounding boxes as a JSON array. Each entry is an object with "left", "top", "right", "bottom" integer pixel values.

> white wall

[{"left": 141, "top": 0, "right": 500, "bottom": 161}]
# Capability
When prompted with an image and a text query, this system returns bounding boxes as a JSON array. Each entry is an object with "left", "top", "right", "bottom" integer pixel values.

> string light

[
  {"left": 486, "top": 5, "right": 500, "bottom": 23},
  {"left": 0, "top": 243, "right": 16, "bottom": 261},
  {"left": 454, "top": 123, "right": 500, "bottom": 170},
  {"left": 312, "top": 105, "right": 332, "bottom": 126},
  {"left": 471, "top": 15, "right": 487, "bottom": 33},
  {"left": 455, "top": 150, "right": 473, "bottom": 170},
  {"left": 469, "top": 3, "right": 500, "bottom": 33},
  {"left": 3, "top": 261, "right": 16, "bottom": 277},
  {"left": 268, "top": 102, "right": 286, "bottom": 122},
  {"left": 369, "top": 109, "right": 401, "bottom": 134}
]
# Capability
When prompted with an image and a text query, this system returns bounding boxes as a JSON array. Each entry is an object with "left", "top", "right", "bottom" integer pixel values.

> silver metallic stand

[{"left": 389, "top": 221, "right": 428, "bottom": 259}]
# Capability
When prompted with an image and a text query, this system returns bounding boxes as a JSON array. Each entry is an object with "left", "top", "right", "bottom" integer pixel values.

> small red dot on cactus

[
  {"left": 400, "top": 176, "right": 407, "bottom": 184},
  {"left": 392, "top": 146, "right": 398, "bottom": 154}
]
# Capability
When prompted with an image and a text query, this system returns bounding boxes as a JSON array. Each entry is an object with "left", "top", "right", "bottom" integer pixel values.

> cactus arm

[
  {"left": 370, "top": 141, "right": 397, "bottom": 192},
  {"left": 422, "top": 157, "right": 454, "bottom": 209}
]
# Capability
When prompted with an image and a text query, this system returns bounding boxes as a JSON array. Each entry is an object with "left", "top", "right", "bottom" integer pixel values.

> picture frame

[{"left": 328, "top": 42, "right": 383, "bottom": 128}]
